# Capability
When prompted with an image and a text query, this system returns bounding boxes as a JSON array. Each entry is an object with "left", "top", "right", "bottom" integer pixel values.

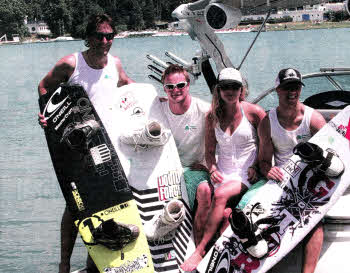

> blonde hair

[{"left": 208, "top": 85, "right": 226, "bottom": 127}]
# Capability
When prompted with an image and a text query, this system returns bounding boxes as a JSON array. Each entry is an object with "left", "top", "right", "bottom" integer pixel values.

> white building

[
  {"left": 242, "top": 2, "right": 346, "bottom": 23},
  {"left": 24, "top": 17, "right": 51, "bottom": 36}
]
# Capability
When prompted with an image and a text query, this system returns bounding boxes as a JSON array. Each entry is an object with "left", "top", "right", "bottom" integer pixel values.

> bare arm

[
  {"left": 38, "top": 54, "right": 76, "bottom": 96},
  {"left": 114, "top": 56, "right": 134, "bottom": 87},
  {"left": 310, "top": 109, "right": 326, "bottom": 136},
  {"left": 258, "top": 116, "right": 284, "bottom": 181},
  {"left": 205, "top": 113, "right": 224, "bottom": 183}
]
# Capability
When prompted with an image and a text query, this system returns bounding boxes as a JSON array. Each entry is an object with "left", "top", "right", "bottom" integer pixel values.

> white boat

[{"left": 146, "top": 1, "right": 350, "bottom": 272}]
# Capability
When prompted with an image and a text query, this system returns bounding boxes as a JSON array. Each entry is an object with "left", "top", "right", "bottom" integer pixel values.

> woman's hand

[{"left": 210, "top": 170, "right": 224, "bottom": 184}]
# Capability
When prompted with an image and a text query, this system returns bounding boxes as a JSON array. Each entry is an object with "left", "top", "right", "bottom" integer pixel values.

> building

[
  {"left": 241, "top": 2, "right": 346, "bottom": 23},
  {"left": 24, "top": 17, "right": 51, "bottom": 36}
]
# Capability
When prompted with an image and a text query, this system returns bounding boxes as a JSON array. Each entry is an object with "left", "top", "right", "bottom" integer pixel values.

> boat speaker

[{"left": 205, "top": 3, "right": 242, "bottom": 30}]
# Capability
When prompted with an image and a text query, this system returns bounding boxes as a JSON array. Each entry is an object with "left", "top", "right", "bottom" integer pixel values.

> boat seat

[{"left": 303, "top": 91, "right": 350, "bottom": 109}]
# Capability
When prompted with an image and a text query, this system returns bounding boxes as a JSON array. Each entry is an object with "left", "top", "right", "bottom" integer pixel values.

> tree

[
  {"left": 0, "top": 0, "right": 28, "bottom": 38},
  {"left": 42, "top": 0, "right": 72, "bottom": 37},
  {"left": 143, "top": 0, "right": 155, "bottom": 29}
]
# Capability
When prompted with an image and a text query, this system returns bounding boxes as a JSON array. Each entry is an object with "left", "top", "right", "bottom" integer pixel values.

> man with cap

[
  {"left": 258, "top": 68, "right": 326, "bottom": 273},
  {"left": 181, "top": 67, "right": 266, "bottom": 271}
]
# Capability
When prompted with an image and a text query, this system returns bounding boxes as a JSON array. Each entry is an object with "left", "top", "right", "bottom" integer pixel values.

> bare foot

[{"left": 180, "top": 251, "right": 203, "bottom": 271}]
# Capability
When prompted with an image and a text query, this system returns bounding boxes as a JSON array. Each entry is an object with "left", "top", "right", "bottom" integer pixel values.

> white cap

[{"left": 217, "top": 68, "right": 243, "bottom": 85}]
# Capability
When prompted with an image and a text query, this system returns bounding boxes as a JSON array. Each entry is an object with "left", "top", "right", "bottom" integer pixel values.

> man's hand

[
  {"left": 38, "top": 113, "right": 47, "bottom": 128},
  {"left": 266, "top": 166, "right": 284, "bottom": 182}
]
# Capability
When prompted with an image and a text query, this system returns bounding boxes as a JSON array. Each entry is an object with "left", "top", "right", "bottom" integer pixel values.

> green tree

[
  {"left": 143, "top": 0, "right": 155, "bottom": 28},
  {"left": 42, "top": 0, "right": 72, "bottom": 37},
  {"left": 70, "top": 0, "right": 104, "bottom": 38},
  {"left": 0, "top": 0, "right": 28, "bottom": 38}
]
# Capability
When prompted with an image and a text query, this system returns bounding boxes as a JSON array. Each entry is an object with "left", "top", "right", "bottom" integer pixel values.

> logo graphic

[
  {"left": 119, "top": 91, "right": 137, "bottom": 111},
  {"left": 346, "top": 118, "right": 350, "bottom": 142},
  {"left": 185, "top": 124, "right": 197, "bottom": 131},
  {"left": 158, "top": 170, "right": 182, "bottom": 201},
  {"left": 42, "top": 87, "right": 70, "bottom": 120}
]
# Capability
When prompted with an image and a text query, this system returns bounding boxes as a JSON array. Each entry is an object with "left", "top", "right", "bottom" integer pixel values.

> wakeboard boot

[
  {"left": 92, "top": 218, "right": 140, "bottom": 251},
  {"left": 293, "top": 141, "right": 344, "bottom": 178},
  {"left": 145, "top": 199, "right": 185, "bottom": 241},
  {"left": 229, "top": 208, "right": 268, "bottom": 258}
]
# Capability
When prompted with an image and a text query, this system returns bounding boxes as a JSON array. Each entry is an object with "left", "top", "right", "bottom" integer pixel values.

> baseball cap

[
  {"left": 275, "top": 68, "right": 305, "bottom": 89},
  {"left": 217, "top": 68, "right": 243, "bottom": 86}
]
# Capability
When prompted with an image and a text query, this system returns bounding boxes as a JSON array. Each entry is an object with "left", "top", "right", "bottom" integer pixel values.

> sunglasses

[
  {"left": 218, "top": 83, "right": 242, "bottom": 90},
  {"left": 93, "top": 32, "right": 115, "bottom": 41},
  {"left": 164, "top": 81, "right": 188, "bottom": 90},
  {"left": 279, "top": 83, "right": 302, "bottom": 91}
]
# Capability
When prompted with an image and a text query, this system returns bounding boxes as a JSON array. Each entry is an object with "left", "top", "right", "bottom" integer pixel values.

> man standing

[
  {"left": 159, "top": 64, "right": 211, "bottom": 210},
  {"left": 258, "top": 68, "right": 326, "bottom": 273},
  {"left": 38, "top": 14, "right": 133, "bottom": 273}
]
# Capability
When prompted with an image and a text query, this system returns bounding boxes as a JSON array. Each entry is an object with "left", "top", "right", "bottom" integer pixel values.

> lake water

[{"left": 1, "top": 27, "right": 350, "bottom": 273}]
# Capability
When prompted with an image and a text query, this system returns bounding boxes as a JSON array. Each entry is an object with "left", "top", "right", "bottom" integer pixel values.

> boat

[{"left": 146, "top": 1, "right": 350, "bottom": 272}]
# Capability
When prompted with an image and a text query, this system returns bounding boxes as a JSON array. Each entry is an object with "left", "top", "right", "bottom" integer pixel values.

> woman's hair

[
  {"left": 208, "top": 84, "right": 226, "bottom": 127},
  {"left": 84, "top": 14, "right": 116, "bottom": 47},
  {"left": 161, "top": 64, "right": 190, "bottom": 83}
]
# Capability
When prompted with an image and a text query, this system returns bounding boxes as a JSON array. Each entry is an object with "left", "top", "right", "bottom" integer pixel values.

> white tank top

[
  {"left": 215, "top": 107, "right": 258, "bottom": 186},
  {"left": 161, "top": 97, "right": 210, "bottom": 168},
  {"left": 269, "top": 105, "right": 313, "bottom": 167},
  {"left": 67, "top": 52, "right": 119, "bottom": 109}
]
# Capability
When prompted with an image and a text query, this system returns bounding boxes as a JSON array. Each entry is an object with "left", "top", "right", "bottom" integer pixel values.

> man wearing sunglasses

[
  {"left": 159, "top": 64, "right": 211, "bottom": 212},
  {"left": 258, "top": 68, "right": 326, "bottom": 273},
  {"left": 37, "top": 14, "right": 133, "bottom": 273}
]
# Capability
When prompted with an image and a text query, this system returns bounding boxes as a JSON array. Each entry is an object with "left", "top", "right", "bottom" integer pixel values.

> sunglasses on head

[
  {"left": 93, "top": 32, "right": 115, "bottom": 41},
  {"left": 218, "top": 83, "right": 242, "bottom": 90},
  {"left": 164, "top": 81, "right": 188, "bottom": 90}
]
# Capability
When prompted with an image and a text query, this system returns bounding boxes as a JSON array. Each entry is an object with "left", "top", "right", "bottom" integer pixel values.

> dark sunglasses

[
  {"left": 164, "top": 81, "right": 188, "bottom": 90},
  {"left": 218, "top": 83, "right": 242, "bottom": 90},
  {"left": 93, "top": 32, "right": 115, "bottom": 41},
  {"left": 280, "top": 83, "right": 302, "bottom": 91}
]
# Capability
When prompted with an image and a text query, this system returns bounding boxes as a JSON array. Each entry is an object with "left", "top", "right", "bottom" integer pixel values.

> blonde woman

[{"left": 181, "top": 68, "right": 265, "bottom": 271}]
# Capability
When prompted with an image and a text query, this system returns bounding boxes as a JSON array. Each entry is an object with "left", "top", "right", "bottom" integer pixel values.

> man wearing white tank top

[
  {"left": 37, "top": 14, "right": 133, "bottom": 273},
  {"left": 258, "top": 68, "right": 326, "bottom": 273}
]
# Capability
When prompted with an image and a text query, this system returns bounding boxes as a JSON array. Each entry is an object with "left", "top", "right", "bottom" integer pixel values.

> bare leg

[
  {"left": 301, "top": 223, "right": 323, "bottom": 273},
  {"left": 181, "top": 181, "right": 247, "bottom": 271},
  {"left": 193, "top": 183, "right": 212, "bottom": 246},
  {"left": 59, "top": 206, "right": 78, "bottom": 273},
  {"left": 220, "top": 208, "right": 232, "bottom": 234}
]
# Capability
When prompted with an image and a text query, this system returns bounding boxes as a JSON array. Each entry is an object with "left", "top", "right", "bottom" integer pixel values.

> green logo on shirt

[{"left": 185, "top": 125, "right": 197, "bottom": 131}]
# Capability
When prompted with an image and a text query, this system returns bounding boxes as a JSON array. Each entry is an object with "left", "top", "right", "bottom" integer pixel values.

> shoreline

[{"left": 1, "top": 20, "right": 350, "bottom": 45}]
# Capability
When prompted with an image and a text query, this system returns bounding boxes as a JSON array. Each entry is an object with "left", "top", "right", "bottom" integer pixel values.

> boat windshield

[{"left": 253, "top": 71, "right": 350, "bottom": 111}]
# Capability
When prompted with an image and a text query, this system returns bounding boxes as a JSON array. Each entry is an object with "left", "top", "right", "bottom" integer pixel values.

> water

[{"left": 1, "top": 28, "right": 350, "bottom": 273}]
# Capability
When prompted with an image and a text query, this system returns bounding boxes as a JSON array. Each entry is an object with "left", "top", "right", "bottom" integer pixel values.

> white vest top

[
  {"left": 160, "top": 97, "right": 210, "bottom": 168},
  {"left": 215, "top": 107, "right": 258, "bottom": 186},
  {"left": 269, "top": 105, "right": 313, "bottom": 167},
  {"left": 67, "top": 52, "right": 119, "bottom": 109}
]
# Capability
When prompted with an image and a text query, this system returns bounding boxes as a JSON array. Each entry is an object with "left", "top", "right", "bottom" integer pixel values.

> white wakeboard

[
  {"left": 197, "top": 106, "right": 350, "bottom": 273},
  {"left": 107, "top": 83, "right": 196, "bottom": 273}
]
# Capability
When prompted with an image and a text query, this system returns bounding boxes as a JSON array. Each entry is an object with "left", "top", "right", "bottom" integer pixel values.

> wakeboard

[
  {"left": 104, "top": 83, "right": 196, "bottom": 273},
  {"left": 197, "top": 106, "right": 350, "bottom": 273},
  {"left": 39, "top": 84, "right": 154, "bottom": 273}
]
